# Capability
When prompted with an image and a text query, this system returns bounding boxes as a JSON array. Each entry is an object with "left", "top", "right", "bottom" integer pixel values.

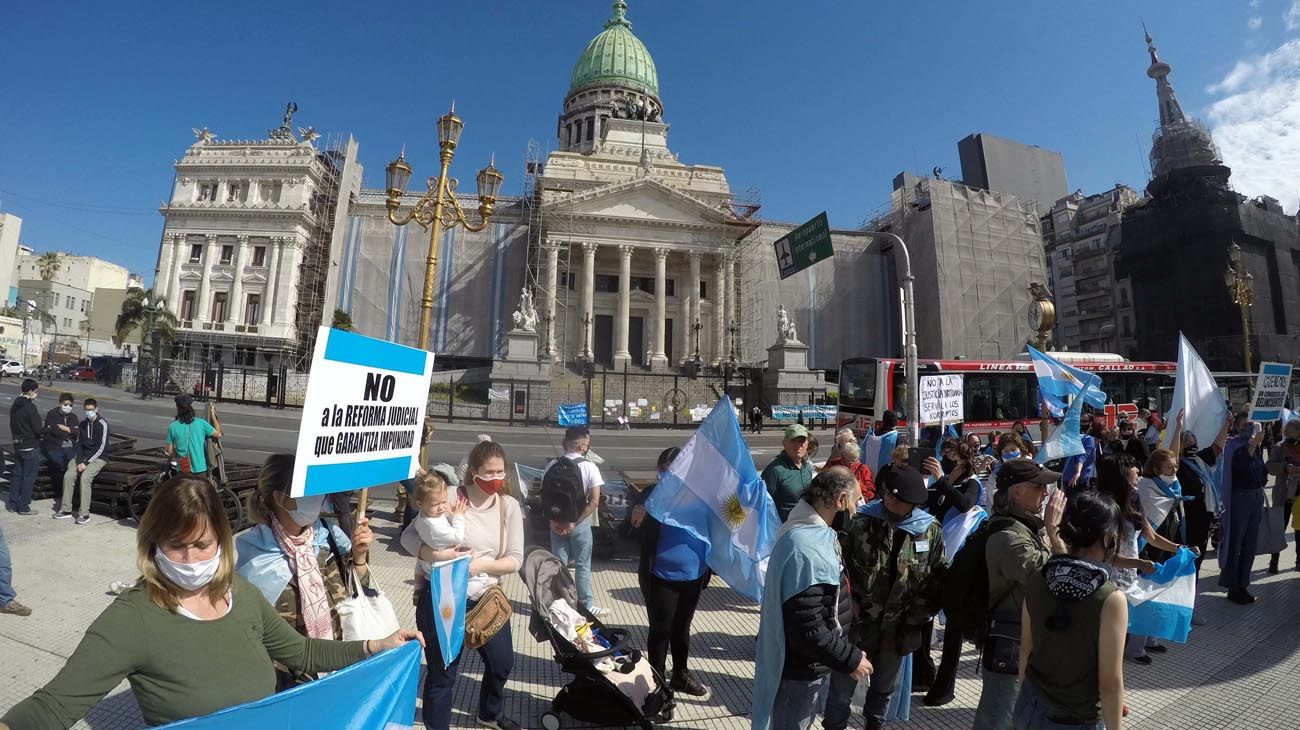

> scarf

[
  {"left": 1042, "top": 555, "right": 1110, "bottom": 631},
  {"left": 271, "top": 518, "right": 334, "bottom": 639}
]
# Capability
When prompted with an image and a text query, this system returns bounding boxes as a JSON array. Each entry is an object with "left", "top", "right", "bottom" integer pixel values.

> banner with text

[
  {"left": 919, "top": 375, "right": 964, "bottom": 424},
  {"left": 291, "top": 327, "right": 434, "bottom": 498},
  {"left": 556, "top": 403, "right": 589, "bottom": 427},
  {"left": 1249, "top": 362, "right": 1293, "bottom": 422}
]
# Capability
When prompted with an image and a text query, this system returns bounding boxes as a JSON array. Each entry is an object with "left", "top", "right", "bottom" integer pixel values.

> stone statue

[
  {"left": 282, "top": 101, "right": 298, "bottom": 128},
  {"left": 297, "top": 126, "right": 319, "bottom": 144},
  {"left": 785, "top": 318, "right": 798, "bottom": 343},
  {"left": 191, "top": 127, "right": 215, "bottom": 145},
  {"left": 512, "top": 287, "right": 537, "bottom": 332}
]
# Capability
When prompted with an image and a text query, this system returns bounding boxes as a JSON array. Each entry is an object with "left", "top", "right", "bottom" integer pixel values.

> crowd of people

[{"left": 0, "top": 391, "right": 1296, "bottom": 730}]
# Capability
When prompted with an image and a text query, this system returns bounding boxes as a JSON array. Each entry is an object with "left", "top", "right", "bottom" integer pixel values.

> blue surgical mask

[
  {"left": 1002, "top": 450, "right": 1021, "bottom": 461},
  {"left": 84, "top": 410, "right": 98, "bottom": 420},
  {"left": 284, "top": 494, "right": 325, "bottom": 528}
]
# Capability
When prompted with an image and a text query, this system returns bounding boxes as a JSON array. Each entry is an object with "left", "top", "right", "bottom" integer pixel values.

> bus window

[
  {"left": 965, "top": 374, "right": 1034, "bottom": 422},
  {"left": 839, "top": 360, "right": 877, "bottom": 408}
]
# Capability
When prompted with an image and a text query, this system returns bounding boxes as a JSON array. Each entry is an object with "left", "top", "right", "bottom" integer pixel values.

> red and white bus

[{"left": 835, "top": 353, "right": 1178, "bottom": 438}]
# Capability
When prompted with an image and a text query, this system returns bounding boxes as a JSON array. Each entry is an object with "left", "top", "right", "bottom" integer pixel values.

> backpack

[
  {"left": 540, "top": 456, "right": 588, "bottom": 524},
  {"left": 940, "top": 515, "right": 1021, "bottom": 646}
]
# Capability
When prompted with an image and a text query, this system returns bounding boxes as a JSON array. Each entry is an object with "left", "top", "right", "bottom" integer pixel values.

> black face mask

[
  {"left": 941, "top": 457, "right": 958, "bottom": 473},
  {"left": 831, "top": 508, "right": 851, "bottom": 532}
]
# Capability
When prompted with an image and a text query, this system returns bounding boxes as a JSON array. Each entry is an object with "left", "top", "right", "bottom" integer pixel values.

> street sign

[
  {"left": 774, "top": 211, "right": 833, "bottom": 279},
  {"left": 1248, "top": 362, "right": 1293, "bottom": 422}
]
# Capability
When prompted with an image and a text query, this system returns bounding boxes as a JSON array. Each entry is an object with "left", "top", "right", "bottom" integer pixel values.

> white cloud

[
  {"left": 1288, "top": 1, "right": 1300, "bottom": 31},
  {"left": 1206, "top": 39, "right": 1300, "bottom": 213},
  {"left": 1248, "top": 16, "right": 1263, "bottom": 31},
  {"left": 1250, "top": 0, "right": 1262, "bottom": 7}
]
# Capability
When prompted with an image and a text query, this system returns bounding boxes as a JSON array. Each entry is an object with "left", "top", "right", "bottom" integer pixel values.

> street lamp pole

[
  {"left": 861, "top": 230, "right": 920, "bottom": 444},
  {"left": 1225, "top": 243, "right": 1254, "bottom": 373}
]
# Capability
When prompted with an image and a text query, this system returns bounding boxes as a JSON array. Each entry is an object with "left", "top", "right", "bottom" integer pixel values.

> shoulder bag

[
  {"left": 324, "top": 522, "right": 401, "bottom": 641},
  {"left": 464, "top": 495, "right": 513, "bottom": 649}
]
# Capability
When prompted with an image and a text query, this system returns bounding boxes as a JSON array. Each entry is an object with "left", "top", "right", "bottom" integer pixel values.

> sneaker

[
  {"left": 17, "top": 509, "right": 37, "bottom": 516},
  {"left": 0, "top": 599, "right": 32, "bottom": 617},
  {"left": 670, "top": 669, "right": 710, "bottom": 697},
  {"left": 74, "top": 514, "right": 90, "bottom": 525},
  {"left": 1146, "top": 643, "right": 1167, "bottom": 653},
  {"left": 587, "top": 605, "right": 608, "bottom": 617},
  {"left": 923, "top": 689, "right": 955, "bottom": 707},
  {"left": 53, "top": 511, "right": 73, "bottom": 520},
  {"left": 1131, "top": 655, "right": 1152, "bottom": 665},
  {"left": 476, "top": 716, "right": 521, "bottom": 730}
]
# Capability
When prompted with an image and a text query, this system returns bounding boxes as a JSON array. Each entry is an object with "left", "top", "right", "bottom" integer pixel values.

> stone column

[
  {"left": 229, "top": 235, "right": 248, "bottom": 325},
  {"left": 542, "top": 240, "right": 560, "bottom": 360},
  {"left": 155, "top": 235, "right": 174, "bottom": 304},
  {"left": 678, "top": 257, "right": 692, "bottom": 365},
  {"left": 713, "top": 255, "right": 726, "bottom": 365},
  {"left": 166, "top": 234, "right": 184, "bottom": 311},
  {"left": 282, "top": 236, "right": 303, "bottom": 330},
  {"left": 724, "top": 252, "right": 736, "bottom": 361},
  {"left": 651, "top": 248, "right": 668, "bottom": 369},
  {"left": 195, "top": 234, "right": 218, "bottom": 322},
  {"left": 614, "top": 244, "right": 632, "bottom": 368},
  {"left": 262, "top": 236, "right": 281, "bottom": 326},
  {"left": 687, "top": 251, "right": 701, "bottom": 361},
  {"left": 580, "top": 241, "right": 597, "bottom": 358}
]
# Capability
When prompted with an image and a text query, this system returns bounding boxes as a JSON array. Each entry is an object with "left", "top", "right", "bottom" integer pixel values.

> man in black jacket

[
  {"left": 55, "top": 398, "right": 109, "bottom": 525},
  {"left": 1111, "top": 419, "right": 1149, "bottom": 464},
  {"left": 43, "top": 392, "right": 79, "bottom": 515},
  {"left": 753, "top": 468, "right": 870, "bottom": 730},
  {"left": 6, "top": 379, "right": 44, "bottom": 515}
]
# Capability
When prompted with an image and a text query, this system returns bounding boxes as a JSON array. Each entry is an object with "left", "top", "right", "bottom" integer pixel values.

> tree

[
  {"left": 332, "top": 308, "right": 354, "bottom": 332},
  {"left": 116, "top": 288, "right": 178, "bottom": 348},
  {"left": 37, "top": 252, "right": 63, "bottom": 282}
]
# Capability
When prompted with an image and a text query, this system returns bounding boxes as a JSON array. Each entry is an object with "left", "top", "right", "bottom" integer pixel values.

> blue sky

[{"left": 3, "top": 0, "right": 1298, "bottom": 282}]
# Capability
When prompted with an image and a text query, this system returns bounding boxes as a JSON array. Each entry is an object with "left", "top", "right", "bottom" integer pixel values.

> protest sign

[
  {"left": 1248, "top": 362, "right": 1293, "bottom": 422},
  {"left": 290, "top": 327, "right": 434, "bottom": 498},
  {"left": 557, "top": 403, "right": 588, "bottom": 426},
  {"left": 919, "top": 374, "right": 964, "bottom": 424}
]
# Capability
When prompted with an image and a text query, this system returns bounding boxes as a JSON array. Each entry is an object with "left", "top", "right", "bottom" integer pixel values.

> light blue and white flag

[
  {"left": 429, "top": 555, "right": 470, "bottom": 668},
  {"left": 556, "top": 403, "right": 588, "bottom": 427},
  {"left": 160, "top": 641, "right": 422, "bottom": 729},
  {"left": 645, "top": 398, "right": 779, "bottom": 601},
  {"left": 1125, "top": 546, "right": 1198, "bottom": 643},
  {"left": 861, "top": 429, "right": 899, "bottom": 475},
  {"left": 1027, "top": 345, "right": 1106, "bottom": 419},
  {"left": 1036, "top": 381, "right": 1086, "bottom": 465}
]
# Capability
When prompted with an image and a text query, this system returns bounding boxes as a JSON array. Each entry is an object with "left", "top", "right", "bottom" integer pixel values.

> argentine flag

[
  {"left": 430, "top": 555, "right": 470, "bottom": 668},
  {"left": 1125, "top": 546, "right": 1198, "bottom": 643},
  {"left": 862, "top": 429, "right": 899, "bottom": 475},
  {"left": 1036, "top": 380, "right": 1086, "bottom": 465},
  {"left": 161, "top": 641, "right": 422, "bottom": 728},
  {"left": 1027, "top": 345, "right": 1106, "bottom": 419},
  {"left": 645, "top": 398, "right": 779, "bottom": 601}
]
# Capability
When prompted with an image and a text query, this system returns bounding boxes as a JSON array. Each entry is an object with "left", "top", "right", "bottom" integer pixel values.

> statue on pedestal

[
  {"left": 512, "top": 287, "right": 538, "bottom": 332},
  {"left": 776, "top": 304, "right": 798, "bottom": 343}
]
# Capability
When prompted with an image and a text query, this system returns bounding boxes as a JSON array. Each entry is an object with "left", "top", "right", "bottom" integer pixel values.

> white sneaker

[{"left": 587, "top": 605, "right": 608, "bottom": 617}]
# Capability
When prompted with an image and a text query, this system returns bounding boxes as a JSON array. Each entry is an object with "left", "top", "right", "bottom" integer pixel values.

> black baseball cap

[
  {"left": 880, "top": 465, "right": 929, "bottom": 505},
  {"left": 996, "top": 458, "right": 1062, "bottom": 491}
]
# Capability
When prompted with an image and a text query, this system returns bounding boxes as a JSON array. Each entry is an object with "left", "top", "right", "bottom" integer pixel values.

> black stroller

[{"left": 521, "top": 548, "right": 674, "bottom": 729}]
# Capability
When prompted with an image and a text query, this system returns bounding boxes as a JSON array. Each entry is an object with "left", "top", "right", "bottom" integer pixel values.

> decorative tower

[{"left": 1143, "top": 29, "right": 1230, "bottom": 188}]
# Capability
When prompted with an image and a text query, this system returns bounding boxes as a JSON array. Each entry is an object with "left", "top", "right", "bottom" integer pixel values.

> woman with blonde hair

[{"left": 1, "top": 478, "right": 420, "bottom": 729}]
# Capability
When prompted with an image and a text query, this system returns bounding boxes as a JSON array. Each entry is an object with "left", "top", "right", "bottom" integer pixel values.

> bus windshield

[{"left": 839, "top": 360, "right": 876, "bottom": 410}]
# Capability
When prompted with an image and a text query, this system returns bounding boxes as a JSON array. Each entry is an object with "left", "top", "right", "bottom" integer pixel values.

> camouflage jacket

[
  {"left": 271, "top": 544, "right": 372, "bottom": 688},
  {"left": 838, "top": 506, "right": 947, "bottom": 657}
]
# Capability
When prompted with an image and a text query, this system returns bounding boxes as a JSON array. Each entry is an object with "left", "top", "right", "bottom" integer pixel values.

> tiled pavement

[{"left": 1, "top": 496, "right": 1296, "bottom": 729}]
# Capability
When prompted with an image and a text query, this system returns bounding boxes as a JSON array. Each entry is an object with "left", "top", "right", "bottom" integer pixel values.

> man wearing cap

[
  {"left": 972, "top": 458, "right": 1067, "bottom": 730},
  {"left": 762, "top": 424, "right": 815, "bottom": 522},
  {"left": 824, "top": 466, "right": 947, "bottom": 730},
  {"left": 6, "top": 379, "right": 44, "bottom": 515}
]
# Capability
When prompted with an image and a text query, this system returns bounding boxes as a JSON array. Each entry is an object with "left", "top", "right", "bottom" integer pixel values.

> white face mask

[
  {"left": 283, "top": 494, "right": 325, "bottom": 528},
  {"left": 1158, "top": 474, "right": 1178, "bottom": 485},
  {"left": 155, "top": 545, "right": 222, "bottom": 591},
  {"left": 60, "top": 405, "right": 72, "bottom": 414}
]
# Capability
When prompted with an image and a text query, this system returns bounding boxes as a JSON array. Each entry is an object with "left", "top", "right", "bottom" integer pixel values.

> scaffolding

[
  {"left": 290, "top": 130, "right": 348, "bottom": 371},
  {"left": 520, "top": 138, "right": 583, "bottom": 372},
  {"left": 727, "top": 185, "right": 763, "bottom": 365}
]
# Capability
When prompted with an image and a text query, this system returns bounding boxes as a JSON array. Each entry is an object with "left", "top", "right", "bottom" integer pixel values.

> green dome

[{"left": 568, "top": 1, "right": 659, "bottom": 97}]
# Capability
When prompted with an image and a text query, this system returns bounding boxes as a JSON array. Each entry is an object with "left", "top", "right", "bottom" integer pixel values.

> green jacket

[
  {"left": 985, "top": 506, "right": 1049, "bottom": 616},
  {"left": 762, "top": 452, "right": 813, "bottom": 521},
  {"left": 839, "top": 504, "right": 948, "bottom": 657}
]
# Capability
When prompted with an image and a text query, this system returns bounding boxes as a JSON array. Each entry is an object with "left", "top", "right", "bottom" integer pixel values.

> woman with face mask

[
  {"left": 1, "top": 478, "right": 421, "bottom": 729},
  {"left": 235, "top": 453, "right": 377, "bottom": 687},
  {"left": 1264, "top": 419, "right": 1300, "bottom": 573},
  {"left": 400, "top": 439, "right": 525, "bottom": 730},
  {"left": 626, "top": 447, "right": 711, "bottom": 698},
  {"left": 1014, "top": 489, "right": 1128, "bottom": 730}
]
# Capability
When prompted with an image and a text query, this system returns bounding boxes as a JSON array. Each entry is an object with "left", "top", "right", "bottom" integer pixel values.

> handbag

[
  {"left": 981, "top": 607, "right": 1021, "bottom": 675},
  {"left": 323, "top": 523, "right": 400, "bottom": 641},
  {"left": 463, "top": 495, "right": 513, "bottom": 649}
]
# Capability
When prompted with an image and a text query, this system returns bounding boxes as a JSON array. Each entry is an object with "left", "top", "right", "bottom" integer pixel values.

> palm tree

[
  {"left": 37, "top": 252, "right": 63, "bottom": 282},
  {"left": 116, "top": 288, "right": 178, "bottom": 347},
  {"left": 332, "top": 308, "right": 354, "bottom": 331}
]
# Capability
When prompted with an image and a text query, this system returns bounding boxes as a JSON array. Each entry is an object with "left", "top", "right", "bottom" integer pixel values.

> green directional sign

[{"left": 774, "top": 211, "right": 833, "bottom": 279}]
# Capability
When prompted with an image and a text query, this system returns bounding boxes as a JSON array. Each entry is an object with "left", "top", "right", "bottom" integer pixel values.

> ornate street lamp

[
  {"left": 384, "top": 103, "right": 504, "bottom": 353},
  {"left": 1224, "top": 243, "right": 1254, "bottom": 372},
  {"left": 692, "top": 318, "right": 703, "bottom": 364}
]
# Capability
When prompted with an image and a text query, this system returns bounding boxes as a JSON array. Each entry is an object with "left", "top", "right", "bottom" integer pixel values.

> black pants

[
  {"left": 1185, "top": 498, "right": 1212, "bottom": 573},
  {"left": 1272, "top": 499, "right": 1297, "bottom": 564},
  {"left": 913, "top": 619, "right": 962, "bottom": 696},
  {"left": 645, "top": 574, "right": 705, "bottom": 677}
]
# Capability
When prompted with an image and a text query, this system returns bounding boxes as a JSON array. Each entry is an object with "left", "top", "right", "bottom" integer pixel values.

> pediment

[
  {"left": 548, "top": 178, "right": 726, "bottom": 227},
  {"left": 241, "top": 272, "right": 268, "bottom": 285},
  {"left": 210, "top": 271, "right": 236, "bottom": 282}
]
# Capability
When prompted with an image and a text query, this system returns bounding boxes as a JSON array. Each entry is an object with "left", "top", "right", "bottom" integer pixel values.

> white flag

[{"left": 1161, "top": 334, "right": 1228, "bottom": 450}]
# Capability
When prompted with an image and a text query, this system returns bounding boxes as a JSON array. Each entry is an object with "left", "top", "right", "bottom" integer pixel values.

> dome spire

[
  {"left": 1140, "top": 26, "right": 1224, "bottom": 182},
  {"left": 605, "top": 1, "right": 631, "bottom": 30},
  {"left": 1143, "top": 26, "right": 1185, "bottom": 127}
]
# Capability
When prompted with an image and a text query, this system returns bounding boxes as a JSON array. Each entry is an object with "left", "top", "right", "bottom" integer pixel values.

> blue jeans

[
  {"left": 415, "top": 588, "right": 514, "bottom": 728},
  {"left": 5, "top": 448, "right": 39, "bottom": 513},
  {"left": 1013, "top": 677, "right": 1103, "bottom": 729},
  {"left": 43, "top": 445, "right": 75, "bottom": 511},
  {"left": 0, "top": 520, "right": 15, "bottom": 605},
  {"left": 551, "top": 520, "right": 594, "bottom": 608},
  {"left": 771, "top": 676, "right": 825, "bottom": 730},
  {"left": 823, "top": 650, "right": 904, "bottom": 729},
  {"left": 974, "top": 671, "right": 1021, "bottom": 730},
  {"left": 1223, "top": 488, "right": 1264, "bottom": 590}
]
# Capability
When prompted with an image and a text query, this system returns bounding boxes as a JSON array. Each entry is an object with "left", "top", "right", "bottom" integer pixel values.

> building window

[
  {"left": 244, "top": 293, "right": 261, "bottom": 325},
  {"left": 189, "top": 244, "right": 203, "bottom": 262},
  {"left": 211, "top": 292, "right": 228, "bottom": 321},
  {"left": 563, "top": 272, "right": 577, "bottom": 290},
  {"left": 234, "top": 346, "right": 257, "bottom": 366},
  {"left": 227, "top": 183, "right": 242, "bottom": 202},
  {"left": 585, "top": 118, "right": 594, "bottom": 142},
  {"left": 180, "top": 291, "right": 196, "bottom": 320},
  {"left": 67, "top": 296, "right": 75, "bottom": 310},
  {"left": 252, "top": 246, "right": 267, "bottom": 267},
  {"left": 198, "top": 183, "right": 217, "bottom": 202},
  {"left": 699, "top": 281, "right": 708, "bottom": 300},
  {"left": 594, "top": 274, "right": 619, "bottom": 293},
  {"left": 220, "top": 245, "right": 234, "bottom": 265}
]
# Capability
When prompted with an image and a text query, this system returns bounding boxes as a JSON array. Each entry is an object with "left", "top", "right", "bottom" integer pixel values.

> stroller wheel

[{"left": 540, "top": 712, "right": 562, "bottom": 730}]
